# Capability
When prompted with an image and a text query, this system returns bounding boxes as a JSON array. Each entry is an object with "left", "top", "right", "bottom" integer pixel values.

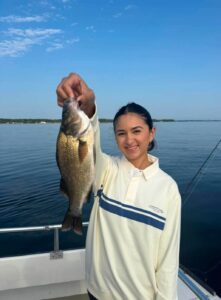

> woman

[{"left": 56, "top": 73, "right": 181, "bottom": 300}]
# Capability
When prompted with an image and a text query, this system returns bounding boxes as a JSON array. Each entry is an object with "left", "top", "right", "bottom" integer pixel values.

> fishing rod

[{"left": 182, "top": 137, "right": 221, "bottom": 206}]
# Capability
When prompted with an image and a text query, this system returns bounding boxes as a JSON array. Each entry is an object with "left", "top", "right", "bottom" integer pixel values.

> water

[{"left": 0, "top": 122, "right": 221, "bottom": 295}]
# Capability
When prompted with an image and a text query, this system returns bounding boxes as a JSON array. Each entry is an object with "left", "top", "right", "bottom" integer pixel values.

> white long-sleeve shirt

[{"left": 85, "top": 112, "right": 181, "bottom": 300}]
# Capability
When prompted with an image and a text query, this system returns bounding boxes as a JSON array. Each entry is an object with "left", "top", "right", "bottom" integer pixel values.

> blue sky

[{"left": 0, "top": 0, "right": 220, "bottom": 119}]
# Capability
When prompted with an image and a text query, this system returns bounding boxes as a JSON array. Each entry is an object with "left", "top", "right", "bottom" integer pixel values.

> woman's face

[{"left": 115, "top": 113, "right": 155, "bottom": 168}]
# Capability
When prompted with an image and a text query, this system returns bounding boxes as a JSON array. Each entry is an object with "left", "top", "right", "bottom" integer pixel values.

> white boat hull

[{"left": 0, "top": 249, "right": 220, "bottom": 300}]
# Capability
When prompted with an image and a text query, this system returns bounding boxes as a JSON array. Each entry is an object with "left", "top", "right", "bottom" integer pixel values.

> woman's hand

[{"left": 56, "top": 72, "right": 96, "bottom": 118}]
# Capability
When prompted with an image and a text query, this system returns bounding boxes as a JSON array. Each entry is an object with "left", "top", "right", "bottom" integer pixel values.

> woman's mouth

[{"left": 126, "top": 145, "right": 138, "bottom": 151}]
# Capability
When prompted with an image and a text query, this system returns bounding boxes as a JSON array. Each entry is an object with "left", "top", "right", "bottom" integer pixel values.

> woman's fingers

[
  {"left": 56, "top": 75, "right": 78, "bottom": 106},
  {"left": 56, "top": 73, "right": 95, "bottom": 116}
]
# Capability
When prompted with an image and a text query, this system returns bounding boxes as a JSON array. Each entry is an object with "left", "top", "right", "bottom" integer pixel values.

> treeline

[
  {"left": 153, "top": 119, "right": 175, "bottom": 122},
  {"left": 99, "top": 118, "right": 175, "bottom": 123},
  {"left": 0, "top": 118, "right": 60, "bottom": 124},
  {"left": 0, "top": 118, "right": 176, "bottom": 124}
]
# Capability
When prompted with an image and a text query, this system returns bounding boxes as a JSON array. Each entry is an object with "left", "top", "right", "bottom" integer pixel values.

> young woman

[{"left": 56, "top": 73, "right": 181, "bottom": 300}]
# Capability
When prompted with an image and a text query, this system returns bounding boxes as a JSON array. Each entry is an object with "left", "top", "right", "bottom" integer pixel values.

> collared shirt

[{"left": 85, "top": 113, "right": 181, "bottom": 300}]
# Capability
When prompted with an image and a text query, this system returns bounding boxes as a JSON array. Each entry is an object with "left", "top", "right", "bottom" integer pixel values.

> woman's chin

[{"left": 124, "top": 152, "right": 139, "bottom": 163}]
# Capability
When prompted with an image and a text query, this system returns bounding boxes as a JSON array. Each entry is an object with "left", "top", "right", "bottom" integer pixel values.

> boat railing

[
  {"left": 0, "top": 224, "right": 216, "bottom": 299},
  {"left": 0, "top": 222, "right": 88, "bottom": 259}
]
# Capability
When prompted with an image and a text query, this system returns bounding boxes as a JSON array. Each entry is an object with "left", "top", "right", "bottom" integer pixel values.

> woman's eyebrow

[
  {"left": 131, "top": 126, "right": 144, "bottom": 130},
  {"left": 132, "top": 125, "right": 143, "bottom": 129},
  {"left": 115, "top": 129, "right": 125, "bottom": 133}
]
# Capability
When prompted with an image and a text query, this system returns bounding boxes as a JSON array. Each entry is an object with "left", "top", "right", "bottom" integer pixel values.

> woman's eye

[
  {"left": 133, "top": 130, "right": 141, "bottom": 134},
  {"left": 117, "top": 132, "right": 125, "bottom": 136}
]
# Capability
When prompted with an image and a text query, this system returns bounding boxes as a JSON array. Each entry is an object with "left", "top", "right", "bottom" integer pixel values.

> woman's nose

[{"left": 125, "top": 133, "right": 133, "bottom": 144}]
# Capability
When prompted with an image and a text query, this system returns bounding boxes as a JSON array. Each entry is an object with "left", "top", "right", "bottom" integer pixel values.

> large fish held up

[{"left": 56, "top": 98, "right": 95, "bottom": 234}]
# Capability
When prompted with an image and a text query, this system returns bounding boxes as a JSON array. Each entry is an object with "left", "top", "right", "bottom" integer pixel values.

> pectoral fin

[{"left": 78, "top": 140, "right": 88, "bottom": 162}]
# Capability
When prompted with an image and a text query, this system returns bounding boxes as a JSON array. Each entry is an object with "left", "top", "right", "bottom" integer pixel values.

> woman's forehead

[{"left": 115, "top": 113, "right": 147, "bottom": 127}]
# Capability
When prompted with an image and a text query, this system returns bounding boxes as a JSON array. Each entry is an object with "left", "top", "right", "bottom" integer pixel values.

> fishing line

[{"left": 182, "top": 137, "right": 221, "bottom": 207}]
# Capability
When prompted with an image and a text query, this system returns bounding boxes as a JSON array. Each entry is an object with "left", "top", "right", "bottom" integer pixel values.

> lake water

[{"left": 0, "top": 121, "right": 221, "bottom": 295}]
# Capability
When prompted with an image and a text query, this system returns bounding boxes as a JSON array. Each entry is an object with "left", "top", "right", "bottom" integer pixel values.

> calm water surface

[{"left": 0, "top": 121, "right": 221, "bottom": 295}]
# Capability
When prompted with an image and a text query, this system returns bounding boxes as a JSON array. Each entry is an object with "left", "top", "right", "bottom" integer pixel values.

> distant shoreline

[{"left": 0, "top": 118, "right": 221, "bottom": 124}]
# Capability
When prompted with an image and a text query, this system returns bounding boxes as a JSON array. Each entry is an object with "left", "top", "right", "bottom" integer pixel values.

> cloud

[
  {"left": 46, "top": 42, "right": 64, "bottom": 52},
  {"left": 113, "top": 5, "right": 137, "bottom": 19},
  {"left": 86, "top": 25, "right": 96, "bottom": 32},
  {"left": 61, "top": 0, "right": 73, "bottom": 8},
  {"left": 124, "top": 5, "right": 137, "bottom": 11},
  {"left": 113, "top": 13, "right": 122, "bottom": 18},
  {"left": 66, "top": 38, "right": 80, "bottom": 44},
  {"left": 0, "top": 38, "right": 37, "bottom": 57},
  {"left": 6, "top": 28, "right": 62, "bottom": 38},
  {"left": 46, "top": 36, "right": 79, "bottom": 52},
  {"left": 0, "top": 15, "right": 47, "bottom": 23},
  {"left": 39, "top": 1, "right": 56, "bottom": 10},
  {"left": 0, "top": 28, "right": 62, "bottom": 57}
]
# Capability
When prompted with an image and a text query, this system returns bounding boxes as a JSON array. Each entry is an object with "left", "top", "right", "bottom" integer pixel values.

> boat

[{"left": 0, "top": 223, "right": 220, "bottom": 300}]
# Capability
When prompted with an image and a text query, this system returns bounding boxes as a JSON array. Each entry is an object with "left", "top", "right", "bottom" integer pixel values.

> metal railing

[
  {"left": 0, "top": 224, "right": 217, "bottom": 299},
  {"left": 0, "top": 222, "right": 89, "bottom": 259}
]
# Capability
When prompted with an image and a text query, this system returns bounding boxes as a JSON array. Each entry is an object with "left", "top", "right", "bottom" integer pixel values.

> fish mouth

[
  {"left": 61, "top": 97, "right": 82, "bottom": 135},
  {"left": 62, "top": 98, "right": 80, "bottom": 118},
  {"left": 64, "top": 97, "right": 79, "bottom": 110}
]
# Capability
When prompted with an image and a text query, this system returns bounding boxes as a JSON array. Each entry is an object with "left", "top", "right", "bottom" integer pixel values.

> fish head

[{"left": 60, "top": 98, "right": 82, "bottom": 136}]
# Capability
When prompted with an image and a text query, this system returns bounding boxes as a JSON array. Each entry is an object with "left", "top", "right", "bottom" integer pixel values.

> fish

[{"left": 56, "top": 98, "right": 95, "bottom": 235}]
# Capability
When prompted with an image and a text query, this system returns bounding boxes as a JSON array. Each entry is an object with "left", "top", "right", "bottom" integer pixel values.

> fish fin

[
  {"left": 60, "top": 178, "right": 69, "bottom": 199},
  {"left": 61, "top": 212, "right": 73, "bottom": 231},
  {"left": 78, "top": 140, "right": 88, "bottom": 162},
  {"left": 73, "top": 217, "right": 83, "bottom": 235},
  {"left": 61, "top": 211, "right": 83, "bottom": 235}
]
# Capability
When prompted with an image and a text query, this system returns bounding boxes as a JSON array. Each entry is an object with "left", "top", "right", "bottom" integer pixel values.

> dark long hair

[{"left": 113, "top": 102, "right": 155, "bottom": 151}]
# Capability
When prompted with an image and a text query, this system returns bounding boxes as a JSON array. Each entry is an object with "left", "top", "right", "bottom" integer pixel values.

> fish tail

[
  {"left": 61, "top": 211, "right": 83, "bottom": 235},
  {"left": 73, "top": 216, "right": 83, "bottom": 235},
  {"left": 61, "top": 212, "right": 73, "bottom": 231}
]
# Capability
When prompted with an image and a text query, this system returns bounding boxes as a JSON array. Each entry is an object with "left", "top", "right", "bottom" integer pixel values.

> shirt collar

[{"left": 121, "top": 154, "right": 159, "bottom": 181}]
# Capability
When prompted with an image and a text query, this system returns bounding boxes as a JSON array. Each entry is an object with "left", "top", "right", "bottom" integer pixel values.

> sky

[{"left": 0, "top": 0, "right": 220, "bottom": 120}]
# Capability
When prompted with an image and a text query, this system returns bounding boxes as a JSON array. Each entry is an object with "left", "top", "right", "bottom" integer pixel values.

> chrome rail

[
  {"left": 0, "top": 224, "right": 217, "bottom": 299},
  {"left": 0, "top": 222, "right": 89, "bottom": 259},
  {"left": 0, "top": 224, "right": 62, "bottom": 233},
  {"left": 0, "top": 223, "right": 89, "bottom": 234}
]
